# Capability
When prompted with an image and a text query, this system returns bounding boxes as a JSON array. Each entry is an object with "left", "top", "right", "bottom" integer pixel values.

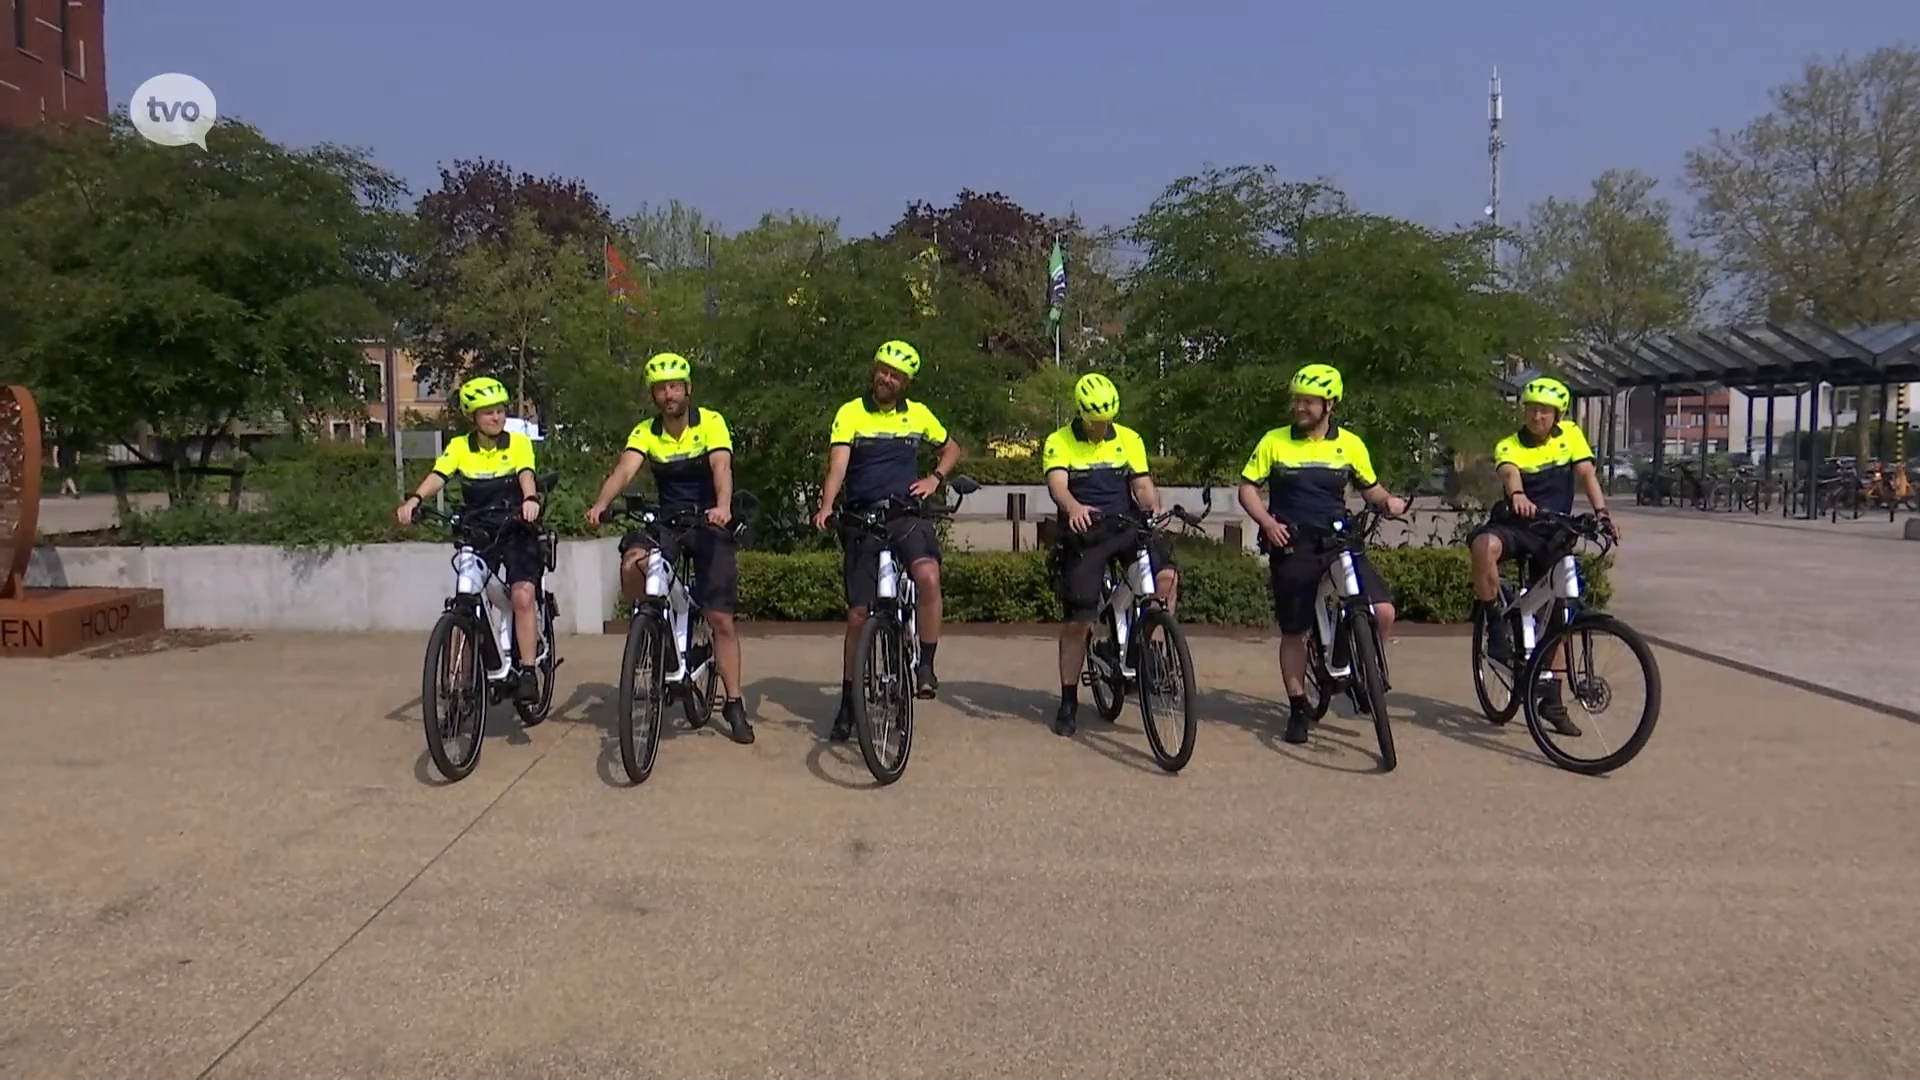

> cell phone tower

[{"left": 1485, "top": 66, "right": 1504, "bottom": 269}]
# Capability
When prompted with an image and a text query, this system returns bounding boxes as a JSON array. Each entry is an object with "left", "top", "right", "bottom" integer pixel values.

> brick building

[{"left": 1, "top": 0, "right": 106, "bottom": 130}]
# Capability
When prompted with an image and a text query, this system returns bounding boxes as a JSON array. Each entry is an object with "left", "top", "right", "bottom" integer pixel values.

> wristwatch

[{"left": 931, "top": 469, "right": 948, "bottom": 483}]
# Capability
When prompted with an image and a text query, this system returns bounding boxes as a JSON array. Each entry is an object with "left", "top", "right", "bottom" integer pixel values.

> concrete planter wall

[{"left": 26, "top": 538, "right": 624, "bottom": 635}]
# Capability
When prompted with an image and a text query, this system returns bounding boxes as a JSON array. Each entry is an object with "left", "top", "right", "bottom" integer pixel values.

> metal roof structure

[{"left": 1536, "top": 320, "right": 1920, "bottom": 395}]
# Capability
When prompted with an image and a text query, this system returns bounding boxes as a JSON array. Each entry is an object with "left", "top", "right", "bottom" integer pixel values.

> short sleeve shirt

[
  {"left": 1239, "top": 424, "right": 1379, "bottom": 530},
  {"left": 431, "top": 431, "right": 537, "bottom": 509},
  {"left": 1042, "top": 420, "right": 1150, "bottom": 518},
  {"left": 829, "top": 396, "right": 950, "bottom": 506},
  {"left": 1493, "top": 421, "right": 1594, "bottom": 516},
  {"left": 623, "top": 407, "right": 734, "bottom": 512}
]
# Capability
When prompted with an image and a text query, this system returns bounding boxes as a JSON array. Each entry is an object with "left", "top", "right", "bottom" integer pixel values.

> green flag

[{"left": 1045, "top": 236, "right": 1067, "bottom": 335}]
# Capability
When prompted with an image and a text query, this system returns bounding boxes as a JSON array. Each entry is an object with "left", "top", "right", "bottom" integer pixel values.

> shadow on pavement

[
  {"left": 389, "top": 689, "right": 539, "bottom": 786},
  {"left": 941, "top": 679, "right": 1167, "bottom": 776},
  {"left": 1198, "top": 688, "right": 1387, "bottom": 774},
  {"left": 1394, "top": 691, "right": 1551, "bottom": 768},
  {"left": 746, "top": 676, "right": 877, "bottom": 791}
]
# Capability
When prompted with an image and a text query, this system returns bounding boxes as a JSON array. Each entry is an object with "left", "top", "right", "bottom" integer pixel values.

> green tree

[
  {"left": 1122, "top": 164, "right": 1557, "bottom": 488},
  {"left": 1685, "top": 45, "right": 1920, "bottom": 456},
  {"left": 406, "top": 158, "right": 612, "bottom": 399},
  {"left": 700, "top": 227, "right": 1014, "bottom": 548},
  {"left": 0, "top": 116, "right": 407, "bottom": 486},
  {"left": 441, "top": 205, "right": 620, "bottom": 450},
  {"left": 1513, "top": 169, "right": 1711, "bottom": 348}
]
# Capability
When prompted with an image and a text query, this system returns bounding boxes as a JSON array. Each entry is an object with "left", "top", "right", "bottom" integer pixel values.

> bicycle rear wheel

[
  {"left": 1470, "top": 586, "right": 1520, "bottom": 725},
  {"left": 851, "top": 612, "right": 914, "bottom": 785},
  {"left": 1347, "top": 611, "right": 1395, "bottom": 772},
  {"left": 1302, "top": 634, "right": 1332, "bottom": 722},
  {"left": 681, "top": 608, "right": 719, "bottom": 730},
  {"left": 617, "top": 610, "right": 668, "bottom": 785},
  {"left": 422, "top": 611, "right": 487, "bottom": 782},
  {"left": 1088, "top": 611, "right": 1126, "bottom": 722},
  {"left": 1134, "top": 607, "right": 1198, "bottom": 773},
  {"left": 515, "top": 591, "right": 559, "bottom": 727},
  {"left": 1522, "top": 614, "right": 1661, "bottom": 775}
]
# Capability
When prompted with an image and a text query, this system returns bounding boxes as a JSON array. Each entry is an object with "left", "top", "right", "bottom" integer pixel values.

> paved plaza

[{"left": 3, "top": 626, "right": 1917, "bottom": 1079}]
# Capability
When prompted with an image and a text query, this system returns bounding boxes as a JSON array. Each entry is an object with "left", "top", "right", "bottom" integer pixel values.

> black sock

[
  {"left": 840, "top": 679, "right": 853, "bottom": 702},
  {"left": 1060, "top": 684, "right": 1078, "bottom": 705},
  {"left": 1288, "top": 694, "right": 1309, "bottom": 714},
  {"left": 919, "top": 641, "right": 938, "bottom": 667}
]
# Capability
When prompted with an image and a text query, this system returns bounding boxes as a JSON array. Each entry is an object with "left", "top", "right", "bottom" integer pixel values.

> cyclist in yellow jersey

[
  {"left": 585, "top": 352, "right": 753, "bottom": 745},
  {"left": 395, "top": 376, "right": 545, "bottom": 703},
  {"left": 811, "top": 339, "right": 965, "bottom": 742},
  {"left": 1042, "top": 373, "right": 1180, "bottom": 736},
  {"left": 1236, "top": 363, "right": 1408, "bottom": 746},
  {"left": 1469, "top": 375, "right": 1619, "bottom": 736}
]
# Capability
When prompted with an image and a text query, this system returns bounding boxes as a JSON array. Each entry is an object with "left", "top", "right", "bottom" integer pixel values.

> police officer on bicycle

[
  {"left": 1041, "top": 373, "right": 1180, "bottom": 737},
  {"left": 1467, "top": 375, "right": 1618, "bottom": 736},
  {"left": 584, "top": 352, "right": 753, "bottom": 746},
  {"left": 1236, "top": 363, "right": 1407, "bottom": 746},
  {"left": 811, "top": 339, "right": 965, "bottom": 741}
]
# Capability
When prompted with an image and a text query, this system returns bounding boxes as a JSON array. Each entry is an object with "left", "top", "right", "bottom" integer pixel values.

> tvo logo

[{"left": 130, "top": 72, "right": 218, "bottom": 149}]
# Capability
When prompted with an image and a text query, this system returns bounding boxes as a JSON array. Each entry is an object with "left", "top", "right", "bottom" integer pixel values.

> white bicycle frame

[
  {"left": 875, "top": 547, "right": 922, "bottom": 664},
  {"left": 452, "top": 544, "right": 549, "bottom": 683},
  {"left": 640, "top": 542, "right": 711, "bottom": 686},
  {"left": 1309, "top": 543, "right": 1369, "bottom": 681},
  {"left": 1097, "top": 544, "right": 1160, "bottom": 680},
  {"left": 1492, "top": 551, "right": 1583, "bottom": 670}
]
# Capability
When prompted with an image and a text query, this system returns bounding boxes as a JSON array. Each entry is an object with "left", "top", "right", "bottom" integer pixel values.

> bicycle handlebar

[
  {"left": 409, "top": 501, "right": 547, "bottom": 549},
  {"left": 1521, "top": 509, "right": 1617, "bottom": 554},
  {"left": 830, "top": 474, "right": 981, "bottom": 534},
  {"left": 605, "top": 491, "right": 757, "bottom": 543}
]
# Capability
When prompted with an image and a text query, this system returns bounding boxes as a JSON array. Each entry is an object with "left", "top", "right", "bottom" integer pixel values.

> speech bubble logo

[{"left": 130, "top": 73, "right": 217, "bottom": 149}]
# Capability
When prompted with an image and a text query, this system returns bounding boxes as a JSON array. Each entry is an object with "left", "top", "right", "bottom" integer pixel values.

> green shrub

[{"left": 733, "top": 547, "right": 1612, "bottom": 625}]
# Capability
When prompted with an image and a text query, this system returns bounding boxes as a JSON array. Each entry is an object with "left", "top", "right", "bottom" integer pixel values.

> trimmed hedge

[{"left": 735, "top": 545, "right": 1612, "bottom": 625}]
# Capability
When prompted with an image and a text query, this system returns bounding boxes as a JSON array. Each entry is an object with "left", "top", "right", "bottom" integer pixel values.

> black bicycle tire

[
  {"left": 682, "top": 608, "right": 718, "bottom": 730},
  {"left": 515, "top": 593, "right": 559, "bottom": 727},
  {"left": 422, "top": 611, "right": 486, "bottom": 782},
  {"left": 1348, "top": 610, "right": 1396, "bottom": 772},
  {"left": 1134, "top": 607, "right": 1198, "bottom": 773},
  {"left": 1089, "top": 610, "right": 1126, "bottom": 722},
  {"left": 851, "top": 613, "right": 913, "bottom": 785},
  {"left": 617, "top": 611, "right": 667, "bottom": 785},
  {"left": 1470, "top": 589, "right": 1522, "bottom": 725},
  {"left": 1522, "top": 614, "right": 1662, "bottom": 776}
]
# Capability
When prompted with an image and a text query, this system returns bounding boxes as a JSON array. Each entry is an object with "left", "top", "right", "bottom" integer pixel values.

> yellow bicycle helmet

[
  {"left": 1521, "top": 376, "right": 1571, "bottom": 413},
  {"left": 1289, "top": 363, "right": 1343, "bottom": 402},
  {"left": 457, "top": 376, "right": 510, "bottom": 415},
  {"left": 645, "top": 352, "right": 693, "bottom": 386},
  {"left": 874, "top": 339, "right": 921, "bottom": 379},
  {"left": 1074, "top": 372, "right": 1120, "bottom": 421}
]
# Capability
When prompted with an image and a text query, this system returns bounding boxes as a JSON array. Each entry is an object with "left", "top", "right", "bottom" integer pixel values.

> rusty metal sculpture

[{"left": 0, "top": 384, "right": 43, "bottom": 600}]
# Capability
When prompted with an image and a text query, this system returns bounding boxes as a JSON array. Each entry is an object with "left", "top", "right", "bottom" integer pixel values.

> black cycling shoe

[
  {"left": 723, "top": 698, "right": 754, "bottom": 745},
  {"left": 1051, "top": 700, "right": 1077, "bottom": 737},
  {"left": 513, "top": 667, "right": 538, "bottom": 704},
  {"left": 1536, "top": 686, "right": 1582, "bottom": 737},
  {"left": 1283, "top": 708, "right": 1311, "bottom": 745},
  {"left": 913, "top": 662, "right": 938, "bottom": 699},
  {"left": 829, "top": 700, "right": 855, "bottom": 743}
]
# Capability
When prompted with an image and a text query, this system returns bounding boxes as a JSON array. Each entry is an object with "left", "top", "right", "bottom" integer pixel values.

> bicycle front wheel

[
  {"left": 851, "top": 612, "right": 914, "bottom": 785},
  {"left": 617, "top": 611, "right": 668, "bottom": 785},
  {"left": 422, "top": 611, "right": 487, "bottom": 782},
  {"left": 1521, "top": 614, "right": 1661, "bottom": 775},
  {"left": 1348, "top": 611, "right": 1395, "bottom": 772},
  {"left": 1134, "top": 608, "right": 1198, "bottom": 772}
]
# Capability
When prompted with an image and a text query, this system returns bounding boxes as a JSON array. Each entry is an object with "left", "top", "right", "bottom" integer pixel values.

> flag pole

[{"left": 604, "top": 233, "right": 614, "bottom": 368}]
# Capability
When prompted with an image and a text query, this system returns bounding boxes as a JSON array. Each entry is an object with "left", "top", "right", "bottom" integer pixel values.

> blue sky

[{"left": 111, "top": 0, "right": 1918, "bottom": 237}]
